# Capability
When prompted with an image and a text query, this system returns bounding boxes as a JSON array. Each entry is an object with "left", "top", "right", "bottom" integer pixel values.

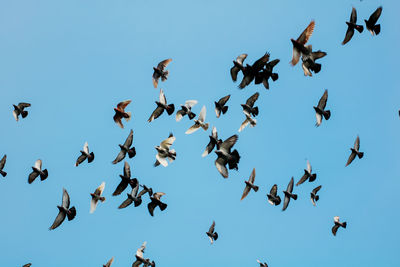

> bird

[
  {"left": 185, "top": 106, "right": 209, "bottom": 134},
  {"left": 142, "top": 259, "right": 156, "bottom": 267},
  {"left": 112, "top": 129, "right": 136, "bottom": 164},
  {"left": 138, "top": 185, "right": 153, "bottom": 198},
  {"left": 0, "top": 155, "right": 7, "bottom": 177},
  {"left": 112, "top": 161, "right": 138, "bottom": 196},
  {"left": 230, "top": 54, "right": 247, "bottom": 82},
  {"left": 113, "top": 100, "right": 132, "bottom": 128},
  {"left": 342, "top": 7, "right": 364, "bottom": 45},
  {"left": 290, "top": 20, "right": 315, "bottom": 66},
  {"left": 346, "top": 135, "right": 364, "bottom": 166},
  {"left": 238, "top": 53, "right": 270, "bottom": 89},
  {"left": 206, "top": 221, "right": 218, "bottom": 244},
  {"left": 310, "top": 185, "right": 322, "bottom": 206},
  {"left": 148, "top": 192, "right": 167, "bottom": 216},
  {"left": 22, "top": 264, "right": 32, "bottom": 267},
  {"left": 90, "top": 182, "right": 106, "bottom": 213},
  {"left": 257, "top": 259, "right": 268, "bottom": 267},
  {"left": 301, "top": 47, "right": 327, "bottom": 76},
  {"left": 148, "top": 89, "right": 175, "bottom": 122},
  {"left": 267, "top": 184, "right": 281, "bottom": 206},
  {"left": 132, "top": 241, "right": 147, "bottom": 267},
  {"left": 176, "top": 100, "right": 198, "bottom": 121},
  {"left": 214, "top": 135, "right": 240, "bottom": 178},
  {"left": 75, "top": 142, "right": 95, "bottom": 167},
  {"left": 332, "top": 216, "right": 347, "bottom": 236},
  {"left": 296, "top": 160, "right": 317, "bottom": 186},
  {"left": 240, "top": 168, "right": 259, "bottom": 200},
  {"left": 202, "top": 126, "right": 222, "bottom": 157},
  {"left": 154, "top": 133, "right": 176, "bottom": 167},
  {"left": 28, "top": 159, "right": 48, "bottom": 184},
  {"left": 118, "top": 181, "right": 142, "bottom": 209},
  {"left": 241, "top": 92, "right": 259, "bottom": 117},
  {"left": 103, "top": 257, "right": 114, "bottom": 267},
  {"left": 255, "top": 58, "right": 280, "bottom": 90},
  {"left": 12, "top": 102, "right": 31, "bottom": 121},
  {"left": 365, "top": 6, "right": 382, "bottom": 36},
  {"left": 214, "top": 95, "right": 231, "bottom": 118},
  {"left": 49, "top": 188, "right": 76, "bottom": 230},
  {"left": 282, "top": 177, "right": 298, "bottom": 211},
  {"left": 152, "top": 59, "right": 172, "bottom": 88},
  {"left": 314, "top": 89, "right": 331, "bottom": 127},
  {"left": 238, "top": 113, "right": 257, "bottom": 132}
]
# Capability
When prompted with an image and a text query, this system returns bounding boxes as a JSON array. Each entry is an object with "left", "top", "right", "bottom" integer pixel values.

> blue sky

[{"left": 0, "top": 0, "right": 399, "bottom": 266}]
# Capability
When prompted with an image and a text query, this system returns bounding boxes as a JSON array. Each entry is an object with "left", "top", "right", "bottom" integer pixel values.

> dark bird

[
  {"left": 342, "top": 7, "right": 364, "bottom": 45},
  {"left": 215, "top": 95, "right": 231, "bottom": 118},
  {"left": 282, "top": 177, "right": 298, "bottom": 211},
  {"left": 206, "top": 221, "right": 218, "bottom": 244},
  {"left": 138, "top": 184, "right": 154, "bottom": 198},
  {"left": 290, "top": 20, "right": 315, "bottom": 66},
  {"left": 143, "top": 259, "right": 156, "bottom": 267},
  {"left": 185, "top": 106, "right": 209, "bottom": 134},
  {"left": 152, "top": 59, "right": 172, "bottom": 88},
  {"left": 112, "top": 161, "right": 138, "bottom": 196},
  {"left": 255, "top": 58, "right": 280, "bottom": 90},
  {"left": 267, "top": 184, "right": 281, "bottom": 206},
  {"left": 230, "top": 54, "right": 247, "bottom": 82},
  {"left": 103, "top": 257, "right": 114, "bottom": 267},
  {"left": 154, "top": 133, "right": 176, "bottom": 167},
  {"left": 148, "top": 192, "right": 167, "bottom": 216},
  {"left": 49, "top": 188, "right": 76, "bottom": 230},
  {"left": 365, "top": 6, "right": 382, "bottom": 36},
  {"left": 12, "top": 102, "right": 31, "bottom": 121},
  {"left": 90, "top": 182, "right": 106, "bottom": 213},
  {"left": 346, "top": 135, "right": 364, "bottom": 166},
  {"left": 241, "top": 92, "right": 259, "bottom": 117},
  {"left": 0, "top": 155, "right": 7, "bottom": 177},
  {"left": 241, "top": 168, "right": 259, "bottom": 200},
  {"left": 176, "top": 100, "right": 198, "bottom": 121},
  {"left": 148, "top": 89, "right": 175, "bottom": 122},
  {"left": 296, "top": 160, "right": 317, "bottom": 186},
  {"left": 75, "top": 142, "right": 94, "bottom": 167},
  {"left": 239, "top": 53, "right": 270, "bottom": 89},
  {"left": 257, "top": 260, "right": 268, "bottom": 267},
  {"left": 118, "top": 181, "right": 142, "bottom": 209},
  {"left": 238, "top": 113, "right": 257, "bottom": 132},
  {"left": 215, "top": 135, "right": 240, "bottom": 178},
  {"left": 113, "top": 100, "right": 132, "bottom": 129},
  {"left": 202, "top": 126, "right": 222, "bottom": 157},
  {"left": 28, "top": 159, "right": 48, "bottom": 184},
  {"left": 314, "top": 89, "right": 331, "bottom": 127},
  {"left": 112, "top": 129, "right": 136, "bottom": 164},
  {"left": 301, "top": 47, "right": 327, "bottom": 76},
  {"left": 310, "top": 185, "right": 322, "bottom": 206},
  {"left": 132, "top": 241, "right": 147, "bottom": 267},
  {"left": 22, "top": 264, "right": 32, "bottom": 267},
  {"left": 332, "top": 216, "right": 347, "bottom": 236}
]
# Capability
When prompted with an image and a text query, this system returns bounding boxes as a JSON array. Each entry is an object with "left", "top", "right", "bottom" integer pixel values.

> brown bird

[
  {"left": 215, "top": 95, "right": 231, "bottom": 118},
  {"left": 206, "top": 221, "right": 218, "bottom": 244},
  {"left": 12, "top": 102, "right": 31, "bottom": 121},
  {"left": 0, "top": 155, "right": 7, "bottom": 177},
  {"left": 346, "top": 135, "right": 364, "bottom": 166},
  {"left": 113, "top": 100, "right": 132, "bottom": 129},
  {"left": 267, "top": 184, "right": 281, "bottom": 206},
  {"left": 332, "top": 216, "right": 347, "bottom": 236},
  {"left": 152, "top": 59, "right": 172, "bottom": 88},
  {"left": 148, "top": 89, "right": 175, "bottom": 122},
  {"left": 22, "top": 264, "right": 32, "bottom": 267},
  {"left": 148, "top": 192, "right": 167, "bottom": 216},
  {"left": 103, "top": 257, "right": 114, "bottom": 267},
  {"left": 290, "top": 20, "right": 315, "bottom": 66},
  {"left": 240, "top": 168, "right": 259, "bottom": 200},
  {"left": 132, "top": 241, "right": 147, "bottom": 267},
  {"left": 342, "top": 7, "right": 364, "bottom": 45},
  {"left": 230, "top": 54, "right": 248, "bottom": 82},
  {"left": 310, "top": 185, "right": 322, "bottom": 206},
  {"left": 90, "top": 182, "right": 106, "bottom": 213}
]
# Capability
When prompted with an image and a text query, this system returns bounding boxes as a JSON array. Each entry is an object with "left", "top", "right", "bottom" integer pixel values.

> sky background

[{"left": 0, "top": 0, "right": 399, "bottom": 266}]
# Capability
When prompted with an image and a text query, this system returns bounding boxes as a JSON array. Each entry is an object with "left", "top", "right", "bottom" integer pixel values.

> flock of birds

[{"left": 2, "top": 4, "right": 384, "bottom": 267}]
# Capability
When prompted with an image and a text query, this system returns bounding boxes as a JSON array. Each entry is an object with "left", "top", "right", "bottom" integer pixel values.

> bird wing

[
  {"left": 311, "top": 51, "right": 327, "bottom": 60},
  {"left": 350, "top": 7, "right": 357, "bottom": 23},
  {"left": 252, "top": 53, "right": 270, "bottom": 71},
  {"left": 215, "top": 157, "right": 228, "bottom": 178},
  {"left": 282, "top": 194, "right": 290, "bottom": 211},
  {"left": 118, "top": 197, "right": 133, "bottom": 209},
  {"left": 346, "top": 151, "right": 356, "bottom": 166},
  {"left": 315, "top": 112, "right": 322, "bottom": 127},
  {"left": 296, "top": 173, "right": 308, "bottom": 186},
  {"left": 117, "top": 100, "right": 131, "bottom": 111},
  {"left": 230, "top": 66, "right": 240, "bottom": 82},
  {"left": 12, "top": 110, "right": 18, "bottom": 121},
  {"left": 161, "top": 134, "right": 175, "bottom": 149},
  {"left": 152, "top": 71, "right": 160, "bottom": 88},
  {"left": 90, "top": 197, "right": 99, "bottom": 213},
  {"left": 147, "top": 201, "right": 157, "bottom": 216},
  {"left": 185, "top": 124, "right": 201, "bottom": 134},
  {"left": 94, "top": 182, "right": 105, "bottom": 196},
  {"left": 332, "top": 224, "right": 339, "bottom": 236},
  {"left": 105, "top": 257, "right": 114, "bottom": 267},
  {"left": 62, "top": 188, "right": 70, "bottom": 208},
  {"left": 49, "top": 210, "right": 66, "bottom": 230},
  {"left": 238, "top": 117, "right": 250, "bottom": 132},
  {"left": 297, "top": 20, "right": 315, "bottom": 45},
  {"left": 246, "top": 92, "right": 259, "bottom": 107},
  {"left": 18, "top": 102, "right": 31, "bottom": 108},
  {"left": 354, "top": 135, "right": 360, "bottom": 150},
  {"left": 287, "top": 177, "right": 294, "bottom": 193},
  {"left": 155, "top": 153, "right": 168, "bottom": 167},
  {"left": 249, "top": 168, "right": 256, "bottom": 183},
  {"left": 209, "top": 221, "right": 215, "bottom": 233},
  {"left": 159, "top": 89, "right": 167, "bottom": 105},
  {"left": 157, "top": 58, "right": 172, "bottom": 71},
  {"left": 198, "top": 106, "right": 206, "bottom": 122},
  {"left": 148, "top": 106, "right": 164, "bottom": 122},
  {"left": 270, "top": 184, "right": 278, "bottom": 197},
  {"left": 312, "top": 185, "right": 322, "bottom": 195},
  {"left": 153, "top": 192, "right": 165, "bottom": 201},
  {"left": 175, "top": 109, "right": 185, "bottom": 122},
  {"left": 212, "top": 126, "right": 218, "bottom": 139},
  {"left": 238, "top": 73, "right": 254, "bottom": 89},
  {"left": 334, "top": 216, "right": 340, "bottom": 223},
  {"left": 83, "top": 142, "right": 89, "bottom": 154},
  {"left": 241, "top": 184, "right": 251, "bottom": 200},
  {"left": 112, "top": 150, "right": 126, "bottom": 164},
  {"left": 34, "top": 159, "right": 42, "bottom": 171},
  {"left": 28, "top": 171, "right": 39, "bottom": 184},
  {"left": 202, "top": 140, "right": 215, "bottom": 157},
  {"left": 113, "top": 180, "right": 128, "bottom": 196},
  {"left": 302, "top": 62, "right": 312, "bottom": 77},
  {"left": 185, "top": 100, "right": 198, "bottom": 108},
  {"left": 268, "top": 59, "right": 280, "bottom": 68},
  {"left": 0, "top": 155, "right": 6, "bottom": 169},
  {"left": 113, "top": 113, "right": 124, "bottom": 128},
  {"left": 368, "top": 6, "right": 382, "bottom": 25},
  {"left": 317, "top": 90, "right": 328, "bottom": 110},
  {"left": 342, "top": 27, "right": 354, "bottom": 45},
  {"left": 291, "top": 44, "right": 301, "bottom": 66},
  {"left": 123, "top": 130, "right": 134, "bottom": 148},
  {"left": 236, "top": 53, "right": 247, "bottom": 65},
  {"left": 136, "top": 242, "right": 147, "bottom": 258},
  {"left": 218, "top": 95, "right": 231, "bottom": 106},
  {"left": 307, "top": 160, "right": 312, "bottom": 173},
  {"left": 123, "top": 161, "right": 131, "bottom": 178},
  {"left": 220, "top": 135, "right": 238, "bottom": 153}
]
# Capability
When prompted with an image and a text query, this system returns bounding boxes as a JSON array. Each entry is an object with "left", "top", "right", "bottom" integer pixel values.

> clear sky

[{"left": 0, "top": 0, "right": 399, "bottom": 266}]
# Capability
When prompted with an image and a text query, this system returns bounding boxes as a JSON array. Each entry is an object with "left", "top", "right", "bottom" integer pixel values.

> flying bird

[
  {"left": 365, "top": 6, "right": 382, "bottom": 36},
  {"left": 154, "top": 133, "right": 176, "bottom": 167},
  {"left": 75, "top": 142, "right": 94, "bottom": 167},
  {"left": 185, "top": 106, "right": 209, "bottom": 134},
  {"left": 257, "top": 260, "right": 268, "bottom": 267},
  {"left": 118, "top": 181, "right": 142, "bottom": 209},
  {"left": 112, "top": 129, "right": 136, "bottom": 164},
  {"left": 332, "top": 216, "right": 347, "bottom": 236},
  {"left": 138, "top": 184, "right": 153, "bottom": 198},
  {"left": 282, "top": 177, "right": 298, "bottom": 211},
  {"left": 113, "top": 100, "right": 132, "bottom": 128},
  {"left": 112, "top": 161, "right": 138, "bottom": 196},
  {"left": 132, "top": 241, "right": 147, "bottom": 267},
  {"left": 103, "top": 257, "right": 114, "bottom": 267},
  {"left": 90, "top": 182, "right": 106, "bottom": 213},
  {"left": 230, "top": 54, "right": 247, "bottom": 82},
  {"left": 0, "top": 155, "right": 7, "bottom": 177},
  {"left": 206, "top": 221, "right": 218, "bottom": 244},
  {"left": 239, "top": 53, "right": 270, "bottom": 89},
  {"left": 342, "top": 7, "right": 364, "bottom": 45},
  {"left": 241, "top": 92, "right": 259, "bottom": 117},
  {"left": 49, "top": 188, "right": 76, "bottom": 230},
  {"left": 12, "top": 102, "right": 31, "bottom": 121},
  {"left": 290, "top": 20, "right": 315, "bottom": 66},
  {"left": 238, "top": 113, "right": 257, "bottom": 132},
  {"left": 255, "top": 58, "right": 280, "bottom": 90},
  {"left": 215, "top": 135, "right": 240, "bottom": 178},
  {"left": 202, "top": 126, "right": 222, "bottom": 157},
  {"left": 267, "top": 184, "right": 281, "bottom": 206},
  {"left": 148, "top": 89, "right": 175, "bottom": 122},
  {"left": 22, "top": 264, "right": 32, "bottom": 267},
  {"left": 296, "top": 160, "right": 317, "bottom": 186},
  {"left": 176, "top": 100, "right": 198, "bottom": 121},
  {"left": 28, "top": 159, "right": 48, "bottom": 184},
  {"left": 152, "top": 59, "right": 172, "bottom": 88},
  {"left": 148, "top": 192, "right": 167, "bottom": 216},
  {"left": 314, "top": 89, "right": 331, "bottom": 127},
  {"left": 346, "top": 135, "right": 364, "bottom": 166},
  {"left": 240, "top": 168, "right": 259, "bottom": 200},
  {"left": 310, "top": 185, "right": 322, "bottom": 206},
  {"left": 142, "top": 259, "right": 156, "bottom": 267},
  {"left": 215, "top": 95, "right": 231, "bottom": 118},
  {"left": 301, "top": 47, "right": 327, "bottom": 76}
]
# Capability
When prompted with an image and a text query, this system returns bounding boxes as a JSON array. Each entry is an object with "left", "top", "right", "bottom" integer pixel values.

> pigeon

[
  {"left": 282, "top": 177, "right": 298, "bottom": 211},
  {"left": 75, "top": 142, "right": 95, "bottom": 166},
  {"left": 257, "top": 260, "right": 268, "bottom": 267},
  {"left": 240, "top": 168, "right": 259, "bottom": 200},
  {"left": 346, "top": 135, "right": 364, "bottom": 166},
  {"left": 148, "top": 192, "right": 167, "bottom": 216},
  {"left": 138, "top": 185, "right": 153, "bottom": 198},
  {"left": 103, "top": 257, "right": 114, "bottom": 267},
  {"left": 267, "top": 184, "right": 281, "bottom": 206},
  {"left": 152, "top": 59, "right": 172, "bottom": 88},
  {"left": 238, "top": 113, "right": 257, "bottom": 132},
  {"left": 113, "top": 100, "right": 132, "bottom": 128},
  {"left": 332, "top": 216, "right": 347, "bottom": 236},
  {"left": 202, "top": 126, "right": 222, "bottom": 157},
  {"left": 365, "top": 6, "right": 382, "bottom": 36},
  {"left": 230, "top": 54, "right": 247, "bottom": 82},
  {"left": 342, "top": 7, "right": 364, "bottom": 45},
  {"left": 154, "top": 133, "right": 176, "bottom": 167},
  {"left": 301, "top": 47, "right": 327, "bottom": 76},
  {"left": 255, "top": 58, "right": 280, "bottom": 90},
  {"left": 239, "top": 53, "right": 270, "bottom": 89},
  {"left": 206, "top": 221, "right": 218, "bottom": 244},
  {"left": 0, "top": 155, "right": 7, "bottom": 177},
  {"left": 176, "top": 100, "right": 198, "bottom": 121},
  {"left": 118, "top": 181, "right": 142, "bottom": 209},
  {"left": 214, "top": 135, "right": 240, "bottom": 178},
  {"left": 12, "top": 102, "right": 31, "bottom": 121},
  {"left": 185, "top": 106, "right": 209, "bottom": 134},
  {"left": 215, "top": 95, "right": 231, "bottom": 118},
  {"left": 296, "top": 160, "right": 317, "bottom": 186},
  {"left": 310, "top": 185, "right": 322, "bottom": 206},
  {"left": 241, "top": 92, "right": 259, "bottom": 117},
  {"left": 90, "top": 182, "right": 106, "bottom": 213},
  {"left": 112, "top": 161, "right": 138, "bottom": 196},
  {"left": 314, "top": 89, "right": 331, "bottom": 127},
  {"left": 148, "top": 89, "right": 175, "bottom": 122},
  {"left": 49, "top": 188, "right": 76, "bottom": 230},
  {"left": 112, "top": 129, "right": 136, "bottom": 164},
  {"left": 28, "top": 159, "right": 48, "bottom": 184},
  {"left": 22, "top": 264, "right": 32, "bottom": 267},
  {"left": 132, "top": 241, "right": 147, "bottom": 267},
  {"left": 290, "top": 20, "right": 315, "bottom": 66}
]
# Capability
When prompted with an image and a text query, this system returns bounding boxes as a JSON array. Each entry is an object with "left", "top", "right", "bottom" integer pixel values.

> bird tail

[
  {"left": 222, "top": 106, "right": 229, "bottom": 114},
  {"left": 342, "top": 222, "right": 347, "bottom": 228},
  {"left": 201, "top": 123, "right": 209, "bottom": 131},
  {"left": 312, "top": 63, "right": 322, "bottom": 73},
  {"left": 166, "top": 104, "right": 175, "bottom": 115},
  {"left": 21, "top": 110, "right": 28, "bottom": 118},
  {"left": 358, "top": 152, "right": 364, "bottom": 159},
  {"left": 99, "top": 197, "right": 106, "bottom": 202},
  {"left": 253, "top": 185, "right": 259, "bottom": 192},
  {"left": 159, "top": 202, "right": 168, "bottom": 211},
  {"left": 188, "top": 112, "right": 196, "bottom": 120},
  {"left": 292, "top": 194, "right": 298, "bottom": 200},
  {"left": 88, "top": 152, "right": 95, "bottom": 163},
  {"left": 373, "top": 24, "right": 381, "bottom": 35},
  {"left": 309, "top": 173, "right": 317, "bottom": 182},
  {"left": 271, "top": 73, "right": 279, "bottom": 81},
  {"left": 169, "top": 149, "right": 177, "bottom": 157},
  {"left": 67, "top": 206, "right": 76, "bottom": 221},
  {"left": 134, "top": 197, "right": 142, "bottom": 207},
  {"left": 213, "top": 232, "right": 218, "bottom": 241},
  {"left": 252, "top": 107, "right": 259, "bottom": 116},
  {"left": 125, "top": 111, "right": 132, "bottom": 122},
  {"left": 40, "top": 169, "right": 49, "bottom": 181},
  {"left": 315, "top": 195, "right": 319, "bottom": 202},
  {"left": 161, "top": 70, "right": 169, "bottom": 81},
  {"left": 128, "top": 147, "right": 136, "bottom": 158},
  {"left": 355, "top": 25, "right": 364, "bottom": 33},
  {"left": 0, "top": 170, "right": 6, "bottom": 177},
  {"left": 323, "top": 110, "right": 331, "bottom": 120}
]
